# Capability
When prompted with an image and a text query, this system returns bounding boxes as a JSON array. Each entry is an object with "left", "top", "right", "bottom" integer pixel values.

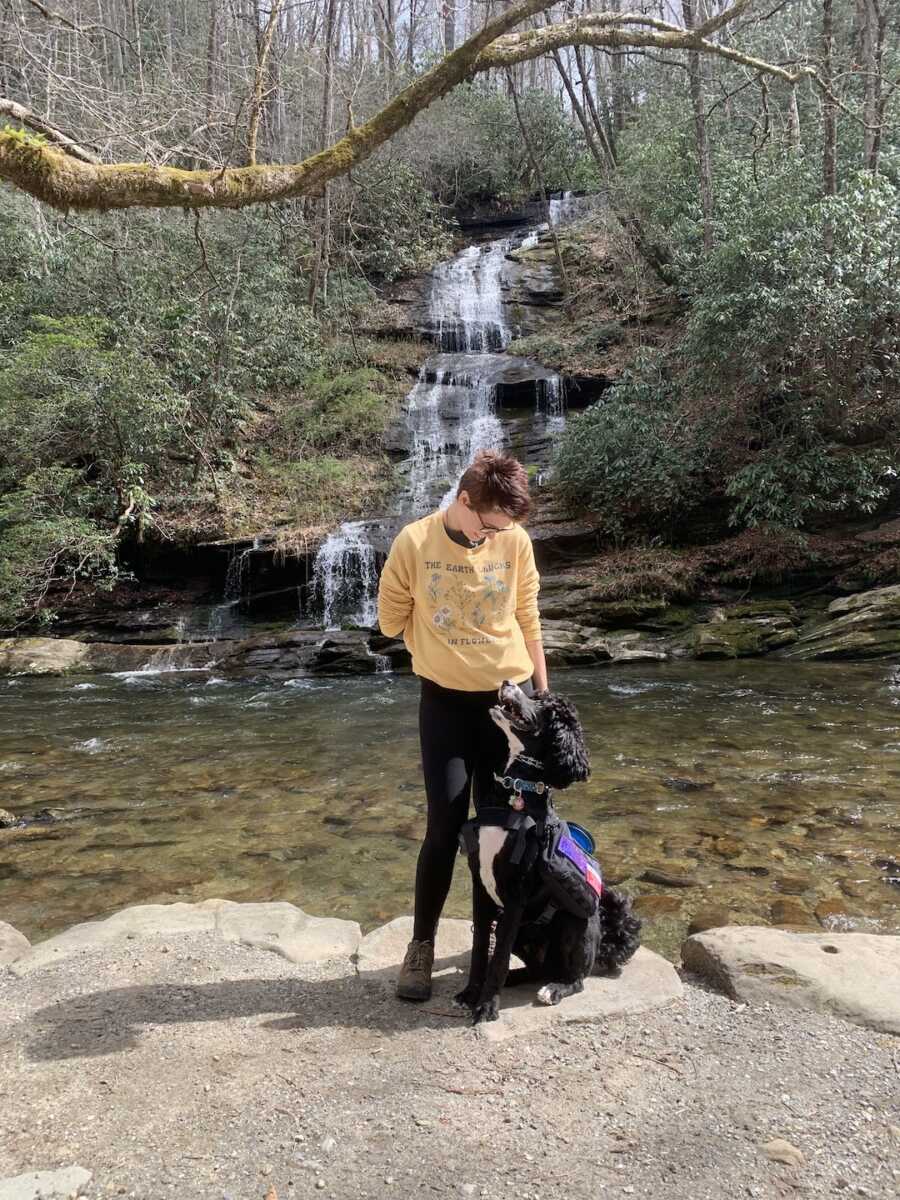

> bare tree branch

[
  {"left": 0, "top": 0, "right": 816, "bottom": 213},
  {"left": 0, "top": 96, "right": 99, "bottom": 163}
]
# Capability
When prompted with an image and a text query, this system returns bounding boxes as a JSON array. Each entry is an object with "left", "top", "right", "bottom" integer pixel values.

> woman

[{"left": 377, "top": 450, "right": 547, "bottom": 1001}]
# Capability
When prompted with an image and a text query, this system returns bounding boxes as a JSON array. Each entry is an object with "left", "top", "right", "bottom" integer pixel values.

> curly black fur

[
  {"left": 456, "top": 680, "right": 642, "bottom": 1024},
  {"left": 531, "top": 692, "right": 591, "bottom": 789}
]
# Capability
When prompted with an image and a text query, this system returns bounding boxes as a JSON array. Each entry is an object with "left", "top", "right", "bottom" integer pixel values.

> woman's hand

[{"left": 526, "top": 639, "right": 548, "bottom": 692}]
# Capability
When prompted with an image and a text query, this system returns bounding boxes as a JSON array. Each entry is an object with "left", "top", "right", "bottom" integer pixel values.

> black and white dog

[{"left": 455, "top": 680, "right": 641, "bottom": 1024}]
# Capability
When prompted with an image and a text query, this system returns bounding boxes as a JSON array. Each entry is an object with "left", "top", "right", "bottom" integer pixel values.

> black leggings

[{"left": 413, "top": 675, "right": 533, "bottom": 943}]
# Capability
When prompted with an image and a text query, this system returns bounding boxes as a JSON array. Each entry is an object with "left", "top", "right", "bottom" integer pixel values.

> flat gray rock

[
  {"left": 10, "top": 900, "right": 360, "bottom": 976},
  {"left": 681, "top": 926, "right": 900, "bottom": 1034},
  {"left": 0, "top": 921, "right": 30, "bottom": 967},
  {"left": 0, "top": 1166, "right": 92, "bottom": 1199},
  {"left": 357, "top": 917, "right": 682, "bottom": 1043},
  {"left": 357, "top": 915, "right": 472, "bottom": 979},
  {"left": 217, "top": 901, "right": 360, "bottom": 964},
  {"left": 473, "top": 947, "right": 683, "bottom": 1042}
]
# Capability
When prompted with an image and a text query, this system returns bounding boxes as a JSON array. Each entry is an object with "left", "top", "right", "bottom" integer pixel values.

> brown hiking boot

[{"left": 396, "top": 938, "right": 435, "bottom": 1001}]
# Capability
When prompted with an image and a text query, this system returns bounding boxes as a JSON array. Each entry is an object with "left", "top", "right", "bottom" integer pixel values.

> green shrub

[
  {"left": 273, "top": 369, "right": 391, "bottom": 458},
  {"left": 0, "top": 469, "right": 119, "bottom": 629},
  {"left": 340, "top": 160, "right": 452, "bottom": 280},
  {"left": 553, "top": 353, "right": 704, "bottom": 539}
]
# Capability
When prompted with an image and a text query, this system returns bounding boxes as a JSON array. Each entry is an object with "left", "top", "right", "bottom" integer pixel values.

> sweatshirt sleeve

[
  {"left": 377, "top": 532, "right": 414, "bottom": 638},
  {"left": 515, "top": 530, "right": 542, "bottom": 644}
]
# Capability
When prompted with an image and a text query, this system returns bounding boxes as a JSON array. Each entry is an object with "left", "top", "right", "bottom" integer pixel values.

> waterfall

[
  {"left": 549, "top": 191, "right": 578, "bottom": 226},
  {"left": 429, "top": 240, "right": 512, "bottom": 352},
  {"left": 404, "top": 355, "right": 504, "bottom": 516},
  {"left": 311, "top": 521, "right": 379, "bottom": 631},
  {"left": 304, "top": 201, "right": 589, "bottom": 632},
  {"left": 207, "top": 543, "right": 255, "bottom": 638}
]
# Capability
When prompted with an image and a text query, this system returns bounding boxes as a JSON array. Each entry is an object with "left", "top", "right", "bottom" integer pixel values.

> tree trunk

[
  {"left": 682, "top": 0, "right": 714, "bottom": 251},
  {"left": 248, "top": 0, "right": 285, "bottom": 166},
  {"left": 860, "top": 0, "right": 887, "bottom": 172},
  {"left": 307, "top": 0, "right": 337, "bottom": 310},
  {"left": 442, "top": 0, "right": 455, "bottom": 53},
  {"left": 821, "top": 0, "right": 837, "bottom": 199}
]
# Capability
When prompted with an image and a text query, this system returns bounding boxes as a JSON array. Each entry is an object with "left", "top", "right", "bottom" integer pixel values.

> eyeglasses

[{"left": 473, "top": 509, "right": 515, "bottom": 535}]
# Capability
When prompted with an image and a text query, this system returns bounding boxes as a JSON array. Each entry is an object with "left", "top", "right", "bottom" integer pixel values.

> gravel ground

[{"left": 1, "top": 932, "right": 898, "bottom": 1200}]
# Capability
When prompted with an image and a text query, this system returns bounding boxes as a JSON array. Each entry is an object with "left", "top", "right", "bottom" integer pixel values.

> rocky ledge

[
  {"left": 3, "top": 904, "right": 899, "bottom": 1200},
  {"left": 2, "top": 585, "right": 898, "bottom": 680},
  {"left": 3, "top": 902, "right": 681, "bottom": 1043},
  {"left": 5, "top": 902, "right": 899, "bottom": 1038}
]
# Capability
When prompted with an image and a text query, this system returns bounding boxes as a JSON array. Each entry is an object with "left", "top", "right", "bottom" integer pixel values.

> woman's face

[{"left": 459, "top": 493, "right": 515, "bottom": 540}]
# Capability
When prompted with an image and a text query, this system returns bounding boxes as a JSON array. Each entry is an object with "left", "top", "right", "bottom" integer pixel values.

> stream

[
  {"left": 3, "top": 197, "right": 898, "bottom": 957},
  {"left": 3, "top": 662, "right": 899, "bottom": 955}
]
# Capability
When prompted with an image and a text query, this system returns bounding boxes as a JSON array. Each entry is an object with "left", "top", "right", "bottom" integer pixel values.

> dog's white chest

[{"left": 477, "top": 826, "right": 507, "bottom": 907}]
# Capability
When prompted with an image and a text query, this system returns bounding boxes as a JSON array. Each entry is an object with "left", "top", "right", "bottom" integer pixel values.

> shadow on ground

[{"left": 21, "top": 952, "right": 565, "bottom": 1061}]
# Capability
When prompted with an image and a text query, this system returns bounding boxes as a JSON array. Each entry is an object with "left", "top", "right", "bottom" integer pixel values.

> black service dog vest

[{"left": 459, "top": 807, "right": 602, "bottom": 920}]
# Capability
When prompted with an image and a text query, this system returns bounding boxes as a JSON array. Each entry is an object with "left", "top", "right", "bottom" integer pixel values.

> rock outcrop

[
  {"left": 681, "top": 926, "right": 900, "bottom": 1034},
  {"left": 0, "top": 921, "right": 30, "bottom": 967},
  {"left": 0, "top": 637, "right": 218, "bottom": 676},
  {"left": 784, "top": 584, "right": 900, "bottom": 660},
  {"left": 8, "top": 900, "right": 362, "bottom": 976}
]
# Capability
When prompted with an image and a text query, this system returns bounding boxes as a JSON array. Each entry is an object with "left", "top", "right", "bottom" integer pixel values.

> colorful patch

[
  {"left": 558, "top": 835, "right": 603, "bottom": 897},
  {"left": 585, "top": 864, "right": 603, "bottom": 897}
]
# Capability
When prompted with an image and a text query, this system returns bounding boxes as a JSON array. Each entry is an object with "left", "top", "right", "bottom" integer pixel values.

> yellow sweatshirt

[{"left": 377, "top": 509, "right": 541, "bottom": 692}]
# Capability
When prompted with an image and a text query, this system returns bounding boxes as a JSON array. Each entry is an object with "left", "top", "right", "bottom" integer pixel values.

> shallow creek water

[{"left": 2, "top": 661, "right": 899, "bottom": 957}]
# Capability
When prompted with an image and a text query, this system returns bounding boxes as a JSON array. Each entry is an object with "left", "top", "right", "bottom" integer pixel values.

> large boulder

[
  {"left": 357, "top": 916, "right": 683, "bottom": 1043},
  {"left": 10, "top": 900, "right": 361, "bottom": 976},
  {"left": 784, "top": 584, "right": 900, "bottom": 660},
  {"left": 357, "top": 916, "right": 473, "bottom": 980},
  {"left": 681, "top": 926, "right": 900, "bottom": 1034},
  {"left": 0, "top": 921, "right": 30, "bottom": 967}
]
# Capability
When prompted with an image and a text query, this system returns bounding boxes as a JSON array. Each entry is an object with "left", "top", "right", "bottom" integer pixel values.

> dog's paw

[
  {"left": 472, "top": 997, "right": 500, "bottom": 1024},
  {"left": 453, "top": 986, "right": 479, "bottom": 1011},
  {"left": 536, "top": 984, "right": 563, "bottom": 1006}
]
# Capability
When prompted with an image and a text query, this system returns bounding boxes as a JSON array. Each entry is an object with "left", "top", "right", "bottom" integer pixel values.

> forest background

[{"left": 0, "top": 0, "right": 898, "bottom": 629}]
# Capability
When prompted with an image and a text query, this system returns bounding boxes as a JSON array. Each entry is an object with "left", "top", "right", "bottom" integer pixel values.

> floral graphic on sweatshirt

[{"left": 432, "top": 605, "right": 454, "bottom": 631}]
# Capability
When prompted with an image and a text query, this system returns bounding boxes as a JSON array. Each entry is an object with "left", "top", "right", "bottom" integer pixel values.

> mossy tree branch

[{"left": 0, "top": 1, "right": 811, "bottom": 213}]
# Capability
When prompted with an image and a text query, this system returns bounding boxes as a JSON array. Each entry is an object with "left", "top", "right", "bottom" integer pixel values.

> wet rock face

[
  {"left": 0, "top": 637, "right": 217, "bottom": 676},
  {"left": 692, "top": 615, "right": 799, "bottom": 659},
  {"left": 784, "top": 583, "right": 900, "bottom": 660},
  {"left": 221, "top": 630, "right": 387, "bottom": 678}
]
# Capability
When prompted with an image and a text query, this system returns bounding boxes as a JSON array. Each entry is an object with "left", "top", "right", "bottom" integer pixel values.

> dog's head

[{"left": 489, "top": 680, "right": 590, "bottom": 791}]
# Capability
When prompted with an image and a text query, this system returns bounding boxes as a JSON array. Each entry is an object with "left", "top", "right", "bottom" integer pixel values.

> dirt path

[{"left": 2, "top": 930, "right": 899, "bottom": 1199}]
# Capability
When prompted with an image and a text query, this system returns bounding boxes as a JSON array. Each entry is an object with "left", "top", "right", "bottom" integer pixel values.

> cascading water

[
  {"left": 428, "top": 239, "right": 512, "bottom": 352},
  {"left": 311, "top": 224, "right": 571, "bottom": 629},
  {"left": 208, "top": 541, "right": 256, "bottom": 638},
  {"left": 305, "top": 211, "right": 578, "bottom": 632},
  {"left": 203, "top": 203, "right": 581, "bottom": 641},
  {"left": 311, "top": 521, "right": 379, "bottom": 630}
]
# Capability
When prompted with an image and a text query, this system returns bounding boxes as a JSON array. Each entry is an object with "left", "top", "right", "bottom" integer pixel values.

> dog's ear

[{"left": 541, "top": 696, "right": 590, "bottom": 789}]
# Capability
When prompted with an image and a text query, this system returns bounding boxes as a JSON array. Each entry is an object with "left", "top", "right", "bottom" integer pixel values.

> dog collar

[{"left": 494, "top": 772, "right": 548, "bottom": 796}]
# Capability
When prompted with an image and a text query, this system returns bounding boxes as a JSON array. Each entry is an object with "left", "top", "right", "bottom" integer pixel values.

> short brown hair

[{"left": 457, "top": 451, "right": 531, "bottom": 520}]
